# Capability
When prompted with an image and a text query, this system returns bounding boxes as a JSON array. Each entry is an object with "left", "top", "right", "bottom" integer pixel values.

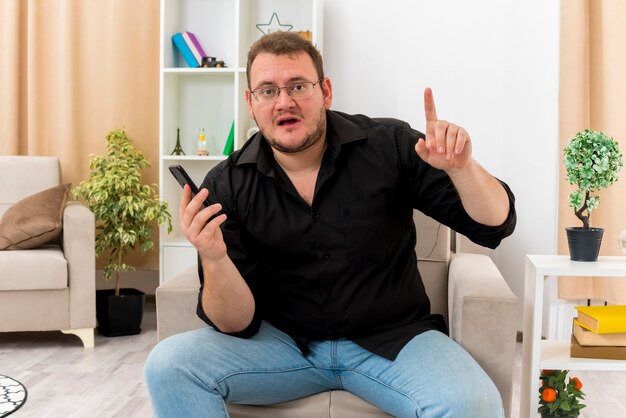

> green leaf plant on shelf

[
  {"left": 563, "top": 129, "right": 623, "bottom": 261},
  {"left": 538, "top": 370, "right": 586, "bottom": 417},
  {"left": 73, "top": 128, "right": 173, "bottom": 297}
]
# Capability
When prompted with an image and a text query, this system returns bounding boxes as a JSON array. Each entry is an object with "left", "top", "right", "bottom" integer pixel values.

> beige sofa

[
  {"left": 0, "top": 156, "right": 96, "bottom": 347},
  {"left": 156, "top": 211, "right": 518, "bottom": 417}
]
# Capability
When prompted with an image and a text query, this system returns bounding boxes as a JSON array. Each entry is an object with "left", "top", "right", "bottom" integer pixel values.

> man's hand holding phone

[
  {"left": 170, "top": 169, "right": 254, "bottom": 332},
  {"left": 169, "top": 165, "right": 228, "bottom": 261},
  {"left": 179, "top": 184, "right": 228, "bottom": 263}
]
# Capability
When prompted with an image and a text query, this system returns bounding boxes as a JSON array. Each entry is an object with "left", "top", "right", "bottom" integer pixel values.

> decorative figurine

[
  {"left": 256, "top": 12, "right": 293, "bottom": 35},
  {"left": 196, "top": 128, "right": 208, "bottom": 156},
  {"left": 171, "top": 127, "right": 185, "bottom": 155},
  {"left": 201, "top": 57, "right": 226, "bottom": 68}
]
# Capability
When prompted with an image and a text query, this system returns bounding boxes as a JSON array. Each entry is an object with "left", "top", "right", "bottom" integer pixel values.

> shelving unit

[
  {"left": 519, "top": 255, "right": 626, "bottom": 418},
  {"left": 159, "top": 0, "right": 323, "bottom": 283}
]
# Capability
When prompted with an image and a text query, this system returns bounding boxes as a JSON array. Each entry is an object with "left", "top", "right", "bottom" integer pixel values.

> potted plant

[
  {"left": 564, "top": 129, "right": 623, "bottom": 261},
  {"left": 73, "top": 128, "right": 172, "bottom": 336},
  {"left": 538, "top": 370, "right": 585, "bottom": 417}
]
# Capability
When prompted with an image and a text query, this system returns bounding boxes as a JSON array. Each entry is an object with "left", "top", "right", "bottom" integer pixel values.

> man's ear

[
  {"left": 322, "top": 77, "right": 333, "bottom": 109},
  {"left": 245, "top": 89, "right": 254, "bottom": 119}
]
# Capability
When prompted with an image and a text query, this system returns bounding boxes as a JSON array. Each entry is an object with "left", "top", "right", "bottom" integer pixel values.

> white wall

[{"left": 323, "top": 0, "right": 561, "bottom": 329}]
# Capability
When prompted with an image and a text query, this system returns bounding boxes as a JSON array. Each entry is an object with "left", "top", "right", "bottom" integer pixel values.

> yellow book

[{"left": 575, "top": 305, "right": 626, "bottom": 334}]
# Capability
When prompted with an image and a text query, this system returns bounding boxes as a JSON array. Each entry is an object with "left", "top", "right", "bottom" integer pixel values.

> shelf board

[
  {"left": 162, "top": 155, "right": 227, "bottom": 162},
  {"left": 162, "top": 237, "right": 193, "bottom": 247},
  {"left": 163, "top": 67, "right": 242, "bottom": 74},
  {"left": 527, "top": 255, "right": 626, "bottom": 276},
  {"left": 540, "top": 340, "right": 626, "bottom": 370}
]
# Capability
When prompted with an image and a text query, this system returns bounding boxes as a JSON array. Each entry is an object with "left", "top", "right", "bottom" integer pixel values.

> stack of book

[
  {"left": 570, "top": 305, "right": 626, "bottom": 360},
  {"left": 172, "top": 31, "right": 207, "bottom": 68}
]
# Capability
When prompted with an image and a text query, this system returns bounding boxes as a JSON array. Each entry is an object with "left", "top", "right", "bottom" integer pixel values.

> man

[{"left": 145, "top": 31, "right": 515, "bottom": 418}]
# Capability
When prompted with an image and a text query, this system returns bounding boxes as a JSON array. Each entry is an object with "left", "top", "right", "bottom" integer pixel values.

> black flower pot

[
  {"left": 566, "top": 227, "right": 604, "bottom": 262},
  {"left": 96, "top": 288, "right": 145, "bottom": 337}
]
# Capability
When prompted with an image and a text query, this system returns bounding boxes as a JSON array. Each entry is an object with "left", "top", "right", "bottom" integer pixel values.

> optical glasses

[{"left": 251, "top": 78, "right": 323, "bottom": 104}]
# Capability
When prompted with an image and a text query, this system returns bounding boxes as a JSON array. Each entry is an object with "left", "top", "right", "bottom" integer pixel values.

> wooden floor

[
  {"left": 0, "top": 297, "right": 157, "bottom": 418},
  {"left": 1, "top": 298, "right": 625, "bottom": 418}
]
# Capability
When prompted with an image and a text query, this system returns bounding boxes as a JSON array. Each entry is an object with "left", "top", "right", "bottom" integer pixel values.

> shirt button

[
  {"left": 327, "top": 295, "right": 334, "bottom": 303},
  {"left": 343, "top": 209, "right": 351, "bottom": 216},
  {"left": 323, "top": 253, "right": 330, "bottom": 260},
  {"left": 313, "top": 213, "right": 320, "bottom": 220}
]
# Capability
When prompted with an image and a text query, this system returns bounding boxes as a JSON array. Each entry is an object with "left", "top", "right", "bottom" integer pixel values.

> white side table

[{"left": 520, "top": 255, "right": 626, "bottom": 418}]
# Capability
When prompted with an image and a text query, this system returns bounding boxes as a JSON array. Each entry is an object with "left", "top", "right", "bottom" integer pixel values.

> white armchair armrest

[
  {"left": 62, "top": 201, "right": 96, "bottom": 330},
  {"left": 448, "top": 253, "right": 518, "bottom": 417}
]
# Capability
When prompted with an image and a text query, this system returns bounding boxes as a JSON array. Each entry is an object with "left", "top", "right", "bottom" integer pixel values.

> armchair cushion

[
  {"left": 0, "top": 246, "right": 68, "bottom": 291},
  {"left": 0, "top": 183, "right": 70, "bottom": 250}
]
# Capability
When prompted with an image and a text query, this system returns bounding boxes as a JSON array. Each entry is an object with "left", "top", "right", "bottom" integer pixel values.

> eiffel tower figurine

[{"left": 171, "top": 127, "right": 185, "bottom": 155}]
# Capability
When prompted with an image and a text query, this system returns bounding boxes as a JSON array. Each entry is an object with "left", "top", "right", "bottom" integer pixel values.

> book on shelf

[
  {"left": 172, "top": 32, "right": 199, "bottom": 68},
  {"left": 182, "top": 31, "right": 207, "bottom": 64},
  {"left": 574, "top": 304, "right": 626, "bottom": 334},
  {"left": 570, "top": 335, "right": 626, "bottom": 361},
  {"left": 572, "top": 320, "right": 626, "bottom": 347}
]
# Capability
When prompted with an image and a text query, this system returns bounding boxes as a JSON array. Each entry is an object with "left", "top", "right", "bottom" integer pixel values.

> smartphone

[{"left": 168, "top": 165, "right": 210, "bottom": 209}]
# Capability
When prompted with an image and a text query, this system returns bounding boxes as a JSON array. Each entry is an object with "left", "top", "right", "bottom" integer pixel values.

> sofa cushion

[
  {"left": 0, "top": 245, "right": 68, "bottom": 290},
  {"left": 0, "top": 183, "right": 70, "bottom": 250}
]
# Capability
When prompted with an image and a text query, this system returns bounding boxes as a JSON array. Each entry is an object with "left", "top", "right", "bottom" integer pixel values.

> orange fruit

[{"left": 542, "top": 388, "right": 557, "bottom": 402}]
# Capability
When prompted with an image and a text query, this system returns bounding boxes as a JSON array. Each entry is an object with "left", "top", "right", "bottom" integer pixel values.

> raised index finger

[{"left": 424, "top": 87, "right": 438, "bottom": 123}]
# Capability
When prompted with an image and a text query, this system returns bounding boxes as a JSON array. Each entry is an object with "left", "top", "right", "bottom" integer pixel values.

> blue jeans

[{"left": 144, "top": 322, "right": 504, "bottom": 418}]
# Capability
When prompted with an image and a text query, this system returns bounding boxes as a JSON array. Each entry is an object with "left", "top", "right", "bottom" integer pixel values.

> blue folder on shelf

[{"left": 172, "top": 32, "right": 199, "bottom": 68}]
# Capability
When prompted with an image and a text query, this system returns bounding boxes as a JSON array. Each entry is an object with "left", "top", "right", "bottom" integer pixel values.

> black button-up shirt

[{"left": 196, "top": 110, "right": 516, "bottom": 360}]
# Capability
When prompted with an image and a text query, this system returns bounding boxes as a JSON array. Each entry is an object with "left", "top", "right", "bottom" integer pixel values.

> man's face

[{"left": 245, "top": 52, "right": 333, "bottom": 154}]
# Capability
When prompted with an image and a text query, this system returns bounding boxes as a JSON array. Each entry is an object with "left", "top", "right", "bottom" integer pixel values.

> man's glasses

[{"left": 251, "top": 78, "right": 323, "bottom": 104}]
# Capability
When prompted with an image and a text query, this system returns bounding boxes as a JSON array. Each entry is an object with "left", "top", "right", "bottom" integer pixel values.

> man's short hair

[{"left": 246, "top": 31, "right": 325, "bottom": 90}]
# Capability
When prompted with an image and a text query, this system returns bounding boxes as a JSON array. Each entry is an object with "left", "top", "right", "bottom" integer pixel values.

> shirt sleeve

[
  {"left": 396, "top": 121, "right": 516, "bottom": 249},
  {"left": 193, "top": 167, "right": 263, "bottom": 338}
]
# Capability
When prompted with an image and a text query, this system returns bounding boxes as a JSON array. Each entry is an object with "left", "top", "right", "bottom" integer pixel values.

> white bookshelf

[
  {"left": 159, "top": 0, "right": 323, "bottom": 283},
  {"left": 519, "top": 255, "right": 626, "bottom": 418}
]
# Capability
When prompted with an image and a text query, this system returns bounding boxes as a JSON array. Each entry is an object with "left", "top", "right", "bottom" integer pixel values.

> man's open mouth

[{"left": 277, "top": 118, "right": 299, "bottom": 126}]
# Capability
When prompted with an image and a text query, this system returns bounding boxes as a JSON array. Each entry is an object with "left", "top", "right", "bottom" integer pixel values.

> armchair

[
  {"left": 155, "top": 211, "right": 518, "bottom": 417},
  {"left": 0, "top": 156, "right": 96, "bottom": 347}
]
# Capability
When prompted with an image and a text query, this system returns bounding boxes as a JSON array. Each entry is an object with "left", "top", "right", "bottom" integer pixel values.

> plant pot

[
  {"left": 566, "top": 227, "right": 604, "bottom": 262},
  {"left": 541, "top": 415, "right": 575, "bottom": 418},
  {"left": 96, "top": 288, "right": 145, "bottom": 337}
]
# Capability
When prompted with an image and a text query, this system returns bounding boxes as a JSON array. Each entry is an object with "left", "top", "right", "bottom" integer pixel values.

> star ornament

[{"left": 256, "top": 12, "right": 293, "bottom": 35}]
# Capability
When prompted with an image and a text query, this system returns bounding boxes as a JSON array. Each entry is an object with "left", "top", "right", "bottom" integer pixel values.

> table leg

[{"left": 520, "top": 258, "right": 544, "bottom": 418}]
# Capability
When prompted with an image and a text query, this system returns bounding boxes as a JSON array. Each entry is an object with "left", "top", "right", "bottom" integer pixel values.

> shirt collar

[{"left": 236, "top": 110, "right": 367, "bottom": 172}]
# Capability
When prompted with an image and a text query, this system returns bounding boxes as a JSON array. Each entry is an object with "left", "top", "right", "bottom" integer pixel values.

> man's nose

[{"left": 275, "top": 88, "right": 295, "bottom": 108}]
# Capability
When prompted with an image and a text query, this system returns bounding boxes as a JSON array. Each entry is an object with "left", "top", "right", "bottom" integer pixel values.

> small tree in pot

[
  {"left": 564, "top": 129, "right": 622, "bottom": 261},
  {"left": 73, "top": 128, "right": 172, "bottom": 335},
  {"left": 538, "top": 369, "right": 585, "bottom": 417}
]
